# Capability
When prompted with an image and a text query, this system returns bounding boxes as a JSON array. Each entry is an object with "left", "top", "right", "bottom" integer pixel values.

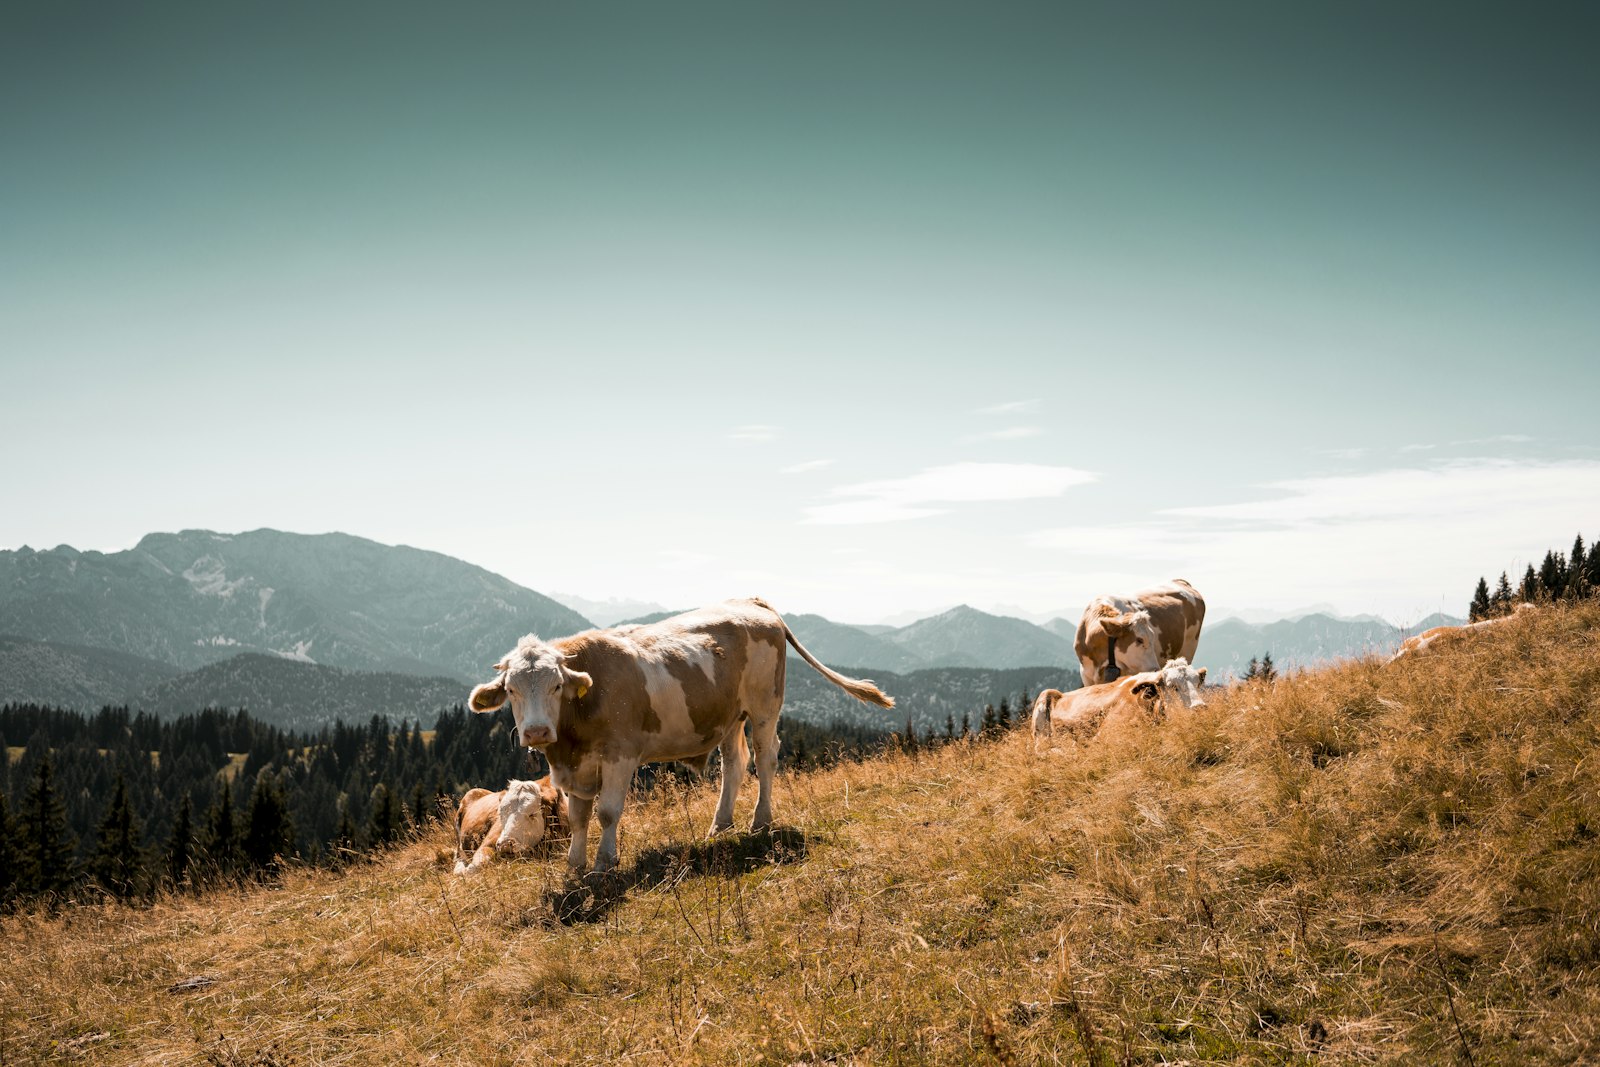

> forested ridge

[{"left": 0, "top": 702, "right": 889, "bottom": 909}]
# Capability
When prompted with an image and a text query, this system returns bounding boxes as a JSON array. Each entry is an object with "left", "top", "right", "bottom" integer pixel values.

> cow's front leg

[
  {"left": 565, "top": 793, "right": 595, "bottom": 873},
  {"left": 593, "top": 759, "right": 638, "bottom": 873}
]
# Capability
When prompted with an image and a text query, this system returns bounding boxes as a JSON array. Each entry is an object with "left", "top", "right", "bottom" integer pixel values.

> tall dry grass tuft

[{"left": 4, "top": 601, "right": 1600, "bottom": 1064}]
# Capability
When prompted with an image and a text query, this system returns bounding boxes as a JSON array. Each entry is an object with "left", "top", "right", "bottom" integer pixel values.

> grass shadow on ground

[{"left": 544, "top": 826, "right": 811, "bottom": 925}]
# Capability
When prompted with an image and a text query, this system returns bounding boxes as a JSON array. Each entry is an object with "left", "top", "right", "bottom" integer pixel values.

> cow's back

[
  {"left": 1134, "top": 579, "right": 1206, "bottom": 662},
  {"left": 550, "top": 599, "right": 788, "bottom": 770}
]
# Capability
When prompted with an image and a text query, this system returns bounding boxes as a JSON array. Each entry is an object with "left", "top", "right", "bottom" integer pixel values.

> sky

[{"left": 2, "top": 2, "right": 1596, "bottom": 626}]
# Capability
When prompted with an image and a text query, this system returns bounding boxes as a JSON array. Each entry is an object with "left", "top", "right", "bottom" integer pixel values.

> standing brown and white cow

[
  {"left": 468, "top": 598, "right": 894, "bottom": 873},
  {"left": 1074, "top": 579, "right": 1206, "bottom": 686}
]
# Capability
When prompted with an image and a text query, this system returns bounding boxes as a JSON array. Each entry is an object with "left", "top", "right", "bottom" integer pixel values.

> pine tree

[
  {"left": 1244, "top": 657, "right": 1260, "bottom": 681},
  {"left": 90, "top": 774, "right": 146, "bottom": 901},
  {"left": 1520, "top": 564, "right": 1540, "bottom": 603},
  {"left": 980, "top": 704, "right": 998, "bottom": 738},
  {"left": 166, "top": 794, "right": 194, "bottom": 890},
  {"left": 368, "top": 783, "right": 403, "bottom": 848},
  {"left": 203, "top": 784, "right": 242, "bottom": 880},
  {"left": 1568, "top": 534, "right": 1589, "bottom": 599},
  {"left": 0, "top": 788, "right": 17, "bottom": 911},
  {"left": 997, "top": 698, "right": 1012, "bottom": 730},
  {"left": 1588, "top": 538, "right": 1600, "bottom": 593},
  {"left": 331, "top": 805, "right": 359, "bottom": 867},
  {"left": 410, "top": 782, "right": 429, "bottom": 830},
  {"left": 18, "top": 756, "right": 76, "bottom": 900},
  {"left": 1260, "top": 653, "right": 1278, "bottom": 682},
  {"left": 243, "top": 771, "right": 294, "bottom": 874},
  {"left": 960, "top": 711, "right": 971, "bottom": 738},
  {"left": 902, "top": 716, "right": 919, "bottom": 755},
  {"left": 1469, "top": 577, "right": 1491, "bottom": 622},
  {"left": 1494, "top": 571, "right": 1514, "bottom": 614},
  {"left": 944, "top": 714, "right": 955, "bottom": 742},
  {"left": 1539, "top": 550, "right": 1567, "bottom": 599}
]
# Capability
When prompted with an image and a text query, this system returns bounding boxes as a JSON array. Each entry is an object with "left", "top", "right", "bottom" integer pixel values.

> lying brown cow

[
  {"left": 453, "top": 776, "right": 568, "bottom": 875},
  {"left": 1075, "top": 579, "right": 1206, "bottom": 685},
  {"left": 1389, "top": 603, "right": 1536, "bottom": 663},
  {"left": 469, "top": 597, "right": 894, "bottom": 873},
  {"left": 1031, "top": 659, "right": 1208, "bottom": 749}
]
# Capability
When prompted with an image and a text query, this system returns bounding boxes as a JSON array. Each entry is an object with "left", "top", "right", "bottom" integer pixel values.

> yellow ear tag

[{"left": 577, "top": 683, "right": 589, "bottom": 698}]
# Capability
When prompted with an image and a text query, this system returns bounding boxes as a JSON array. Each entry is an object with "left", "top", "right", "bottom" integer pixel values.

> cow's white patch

[
  {"left": 1154, "top": 659, "right": 1207, "bottom": 711},
  {"left": 495, "top": 780, "right": 547, "bottom": 853},
  {"left": 742, "top": 638, "right": 782, "bottom": 712},
  {"left": 639, "top": 660, "right": 702, "bottom": 746}
]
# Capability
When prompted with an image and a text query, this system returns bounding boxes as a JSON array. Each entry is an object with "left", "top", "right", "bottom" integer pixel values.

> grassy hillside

[{"left": 5, "top": 602, "right": 1598, "bottom": 1064}]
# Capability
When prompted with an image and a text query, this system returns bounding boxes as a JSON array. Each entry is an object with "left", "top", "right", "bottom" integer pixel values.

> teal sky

[{"left": 3, "top": 2, "right": 1597, "bottom": 624}]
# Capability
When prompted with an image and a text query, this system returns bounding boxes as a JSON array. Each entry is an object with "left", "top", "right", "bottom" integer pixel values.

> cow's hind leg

[
  {"left": 593, "top": 759, "right": 637, "bottom": 874},
  {"left": 748, "top": 714, "right": 780, "bottom": 832},
  {"left": 710, "top": 721, "right": 749, "bottom": 835},
  {"left": 565, "top": 793, "right": 595, "bottom": 873}
]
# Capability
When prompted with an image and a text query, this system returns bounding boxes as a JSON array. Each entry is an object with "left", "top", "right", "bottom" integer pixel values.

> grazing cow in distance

[
  {"left": 468, "top": 597, "right": 895, "bottom": 874},
  {"left": 1032, "top": 659, "right": 1208, "bottom": 749},
  {"left": 454, "top": 776, "right": 569, "bottom": 875},
  {"left": 1389, "top": 603, "right": 1537, "bottom": 663},
  {"left": 1075, "top": 579, "right": 1206, "bottom": 686}
]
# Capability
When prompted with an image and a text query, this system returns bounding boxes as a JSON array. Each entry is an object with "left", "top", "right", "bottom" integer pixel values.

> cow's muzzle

[{"left": 519, "top": 726, "right": 555, "bottom": 747}]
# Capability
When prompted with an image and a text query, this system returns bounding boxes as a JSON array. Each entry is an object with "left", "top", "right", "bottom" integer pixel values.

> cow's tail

[{"left": 777, "top": 616, "right": 895, "bottom": 709}]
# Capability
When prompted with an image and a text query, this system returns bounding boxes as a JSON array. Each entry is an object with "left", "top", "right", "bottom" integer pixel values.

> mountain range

[
  {"left": 0, "top": 529, "right": 589, "bottom": 682},
  {"left": 0, "top": 528, "right": 1459, "bottom": 725}
]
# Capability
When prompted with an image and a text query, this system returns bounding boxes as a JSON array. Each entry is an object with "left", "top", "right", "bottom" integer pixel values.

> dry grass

[{"left": 5, "top": 602, "right": 1600, "bottom": 1065}]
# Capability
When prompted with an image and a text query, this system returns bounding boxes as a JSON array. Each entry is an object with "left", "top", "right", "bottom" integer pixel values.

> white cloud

[
  {"left": 781, "top": 458, "right": 834, "bottom": 474},
  {"left": 1318, "top": 447, "right": 1369, "bottom": 461},
  {"left": 962, "top": 426, "right": 1044, "bottom": 443},
  {"left": 1028, "top": 459, "right": 1600, "bottom": 618},
  {"left": 1398, "top": 443, "right": 1436, "bottom": 453},
  {"left": 729, "top": 424, "right": 778, "bottom": 442},
  {"left": 1452, "top": 434, "right": 1533, "bottom": 446},
  {"left": 975, "top": 400, "right": 1040, "bottom": 415},
  {"left": 806, "top": 462, "right": 1097, "bottom": 525}
]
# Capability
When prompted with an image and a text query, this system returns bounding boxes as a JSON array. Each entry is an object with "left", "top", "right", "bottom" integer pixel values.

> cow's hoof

[{"left": 707, "top": 822, "right": 735, "bottom": 838}]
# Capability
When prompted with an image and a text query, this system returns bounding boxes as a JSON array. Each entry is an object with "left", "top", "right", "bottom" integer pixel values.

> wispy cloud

[
  {"left": 781, "top": 458, "right": 834, "bottom": 474},
  {"left": 1398, "top": 443, "right": 1436, "bottom": 453},
  {"left": 975, "top": 400, "right": 1040, "bottom": 416},
  {"left": 729, "top": 424, "right": 778, "bottom": 443},
  {"left": 962, "top": 426, "right": 1044, "bottom": 444},
  {"left": 806, "top": 462, "right": 1096, "bottom": 525},
  {"left": 1453, "top": 434, "right": 1533, "bottom": 446},
  {"left": 1317, "top": 447, "right": 1369, "bottom": 461},
  {"left": 1027, "top": 459, "right": 1600, "bottom": 612}
]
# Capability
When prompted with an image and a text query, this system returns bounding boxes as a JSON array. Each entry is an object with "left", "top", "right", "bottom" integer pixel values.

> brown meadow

[{"left": 4, "top": 601, "right": 1599, "bottom": 1065}]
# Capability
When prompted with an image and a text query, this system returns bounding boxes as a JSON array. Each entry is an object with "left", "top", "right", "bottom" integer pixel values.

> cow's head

[
  {"left": 1130, "top": 658, "right": 1208, "bottom": 716},
  {"left": 494, "top": 779, "right": 548, "bottom": 854},
  {"left": 1092, "top": 609, "right": 1161, "bottom": 683},
  {"left": 469, "top": 635, "right": 592, "bottom": 748}
]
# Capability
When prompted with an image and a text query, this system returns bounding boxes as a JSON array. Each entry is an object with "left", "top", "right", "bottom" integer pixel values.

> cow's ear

[
  {"left": 1197, "top": 668, "right": 1207, "bottom": 684},
  {"left": 1132, "top": 681, "right": 1157, "bottom": 701},
  {"left": 1100, "top": 613, "right": 1133, "bottom": 638},
  {"left": 469, "top": 677, "right": 509, "bottom": 713},
  {"left": 561, "top": 667, "right": 593, "bottom": 700}
]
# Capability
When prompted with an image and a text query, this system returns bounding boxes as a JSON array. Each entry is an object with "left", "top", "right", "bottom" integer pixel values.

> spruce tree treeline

[
  {"left": 0, "top": 702, "right": 889, "bottom": 911},
  {"left": 1467, "top": 531, "right": 1597, "bottom": 620}
]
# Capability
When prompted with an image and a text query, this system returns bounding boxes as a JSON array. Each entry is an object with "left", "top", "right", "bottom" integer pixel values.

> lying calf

[
  {"left": 453, "top": 776, "right": 569, "bottom": 875},
  {"left": 1031, "top": 658, "right": 1208, "bottom": 749}
]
